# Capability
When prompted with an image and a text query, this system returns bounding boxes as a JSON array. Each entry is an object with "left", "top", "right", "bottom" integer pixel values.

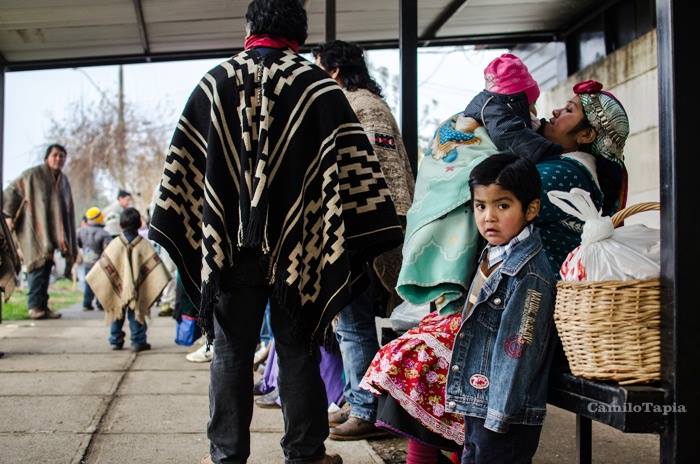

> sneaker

[
  {"left": 328, "top": 402, "right": 352, "bottom": 427},
  {"left": 329, "top": 417, "right": 390, "bottom": 441},
  {"left": 132, "top": 343, "right": 151, "bottom": 352},
  {"left": 111, "top": 343, "right": 124, "bottom": 351},
  {"left": 82, "top": 306, "right": 94, "bottom": 311},
  {"left": 186, "top": 343, "right": 213, "bottom": 363},
  {"left": 255, "top": 389, "right": 280, "bottom": 409},
  {"left": 28, "top": 308, "right": 47, "bottom": 320}
]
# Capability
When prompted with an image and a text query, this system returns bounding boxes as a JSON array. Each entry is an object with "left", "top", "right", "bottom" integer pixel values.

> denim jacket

[{"left": 445, "top": 230, "right": 556, "bottom": 433}]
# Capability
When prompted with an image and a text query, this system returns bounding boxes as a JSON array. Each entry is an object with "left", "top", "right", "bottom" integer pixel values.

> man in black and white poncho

[{"left": 148, "top": 1, "right": 403, "bottom": 463}]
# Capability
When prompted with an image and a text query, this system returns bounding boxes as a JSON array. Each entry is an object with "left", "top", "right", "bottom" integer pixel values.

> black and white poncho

[{"left": 149, "top": 49, "right": 403, "bottom": 342}]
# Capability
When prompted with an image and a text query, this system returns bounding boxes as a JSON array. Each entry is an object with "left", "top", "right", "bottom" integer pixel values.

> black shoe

[
  {"left": 132, "top": 343, "right": 151, "bottom": 352},
  {"left": 111, "top": 343, "right": 124, "bottom": 351},
  {"left": 255, "top": 389, "right": 280, "bottom": 409}
]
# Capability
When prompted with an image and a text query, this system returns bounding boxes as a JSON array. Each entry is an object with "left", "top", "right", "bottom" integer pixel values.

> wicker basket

[{"left": 554, "top": 202, "right": 661, "bottom": 385}]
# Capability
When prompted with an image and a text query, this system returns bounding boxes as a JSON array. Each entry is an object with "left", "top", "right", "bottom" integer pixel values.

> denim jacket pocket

[{"left": 476, "top": 293, "right": 506, "bottom": 332}]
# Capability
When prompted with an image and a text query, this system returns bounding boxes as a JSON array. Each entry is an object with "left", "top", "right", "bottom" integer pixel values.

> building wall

[{"left": 536, "top": 30, "right": 659, "bottom": 227}]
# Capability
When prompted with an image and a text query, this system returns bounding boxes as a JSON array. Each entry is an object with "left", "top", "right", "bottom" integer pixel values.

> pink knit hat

[{"left": 484, "top": 53, "right": 540, "bottom": 105}]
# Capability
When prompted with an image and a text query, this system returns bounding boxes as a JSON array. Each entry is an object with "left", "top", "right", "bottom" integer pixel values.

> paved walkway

[
  {"left": 0, "top": 306, "right": 382, "bottom": 464},
  {"left": 0, "top": 305, "right": 660, "bottom": 463}
]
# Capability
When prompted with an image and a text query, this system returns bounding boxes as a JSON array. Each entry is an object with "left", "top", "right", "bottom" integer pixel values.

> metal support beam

[
  {"left": 0, "top": 64, "right": 4, "bottom": 324},
  {"left": 132, "top": 0, "right": 150, "bottom": 55},
  {"left": 576, "top": 415, "right": 592, "bottom": 464},
  {"left": 325, "top": 0, "right": 336, "bottom": 42},
  {"left": 2, "top": 31, "right": 560, "bottom": 72},
  {"left": 656, "top": 0, "right": 700, "bottom": 462},
  {"left": 399, "top": 0, "right": 418, "bottom": 176},
  {"left": 561, "top": 0, "right": 623, "bottom": 37},
  {"left": 421, "top": 0, "right": 467, "bottom": 42}
]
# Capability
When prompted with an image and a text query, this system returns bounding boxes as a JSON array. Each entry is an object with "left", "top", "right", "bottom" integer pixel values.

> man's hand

[{"left": 5, "top": 217, "right": 14, "bottom": 231}]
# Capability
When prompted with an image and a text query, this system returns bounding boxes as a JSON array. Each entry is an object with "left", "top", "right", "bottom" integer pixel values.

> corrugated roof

[{"left": 0, "top": 0, "right": 600, "bottom": 70}]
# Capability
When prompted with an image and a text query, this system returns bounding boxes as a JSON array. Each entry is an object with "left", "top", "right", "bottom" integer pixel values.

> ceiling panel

[
  {"left": 439, "top": 0, "right": 600, "bottom": 37},
  {"left": 0, "top": 0, "right": 598, "bottom": 69}
]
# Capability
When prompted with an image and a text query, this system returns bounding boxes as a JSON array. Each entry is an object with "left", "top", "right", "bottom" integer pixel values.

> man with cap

[
  {"left": 3, "top": 144, "right": 77, "bottom": 320},
  {"left": 103, "top": 189, "right": 133, "bottom": 237},
  {"left": 77, "top": 207, "right": 113, "bottom": 311}
]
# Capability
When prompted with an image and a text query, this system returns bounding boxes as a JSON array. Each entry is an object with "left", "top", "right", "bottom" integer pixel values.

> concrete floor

[
  {"left": 0, "top": 305, "right": 660, "bottom": 464},
  {"left": 0, "top": 306, "right": 382, "bottom": 464}
]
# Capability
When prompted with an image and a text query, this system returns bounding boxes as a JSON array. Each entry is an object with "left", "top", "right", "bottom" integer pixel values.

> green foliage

[{"left": 1, "top": 278, "right": 83, "bottom": 321}]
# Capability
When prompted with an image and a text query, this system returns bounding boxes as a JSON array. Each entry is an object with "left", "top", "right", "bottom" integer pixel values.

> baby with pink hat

[{"left": 463, "top": 53, "right": 562, "bottom": 163}]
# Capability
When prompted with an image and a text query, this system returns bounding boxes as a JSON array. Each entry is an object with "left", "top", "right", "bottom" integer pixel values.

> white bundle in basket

[{"left": 547, "top": 188, "right": 660, "bottom": 281}]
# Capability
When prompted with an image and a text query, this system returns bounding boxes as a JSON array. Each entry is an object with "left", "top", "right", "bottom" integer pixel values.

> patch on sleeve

[
  {"left": 504, "top": 334, "right": 526, "bottom": 359},
  {"left": 518, "top": 289, "right": 542, "bottom": 344},
  {"left": 374, "top": 132, "right": 397, "bottom": 150},
  {"left": 469, "top": 374, "right": 490, "bottom": 390}
]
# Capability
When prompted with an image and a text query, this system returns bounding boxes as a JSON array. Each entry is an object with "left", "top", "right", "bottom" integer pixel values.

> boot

[{"left": 329, "top": 417, "right": 390, "bottom": 441}]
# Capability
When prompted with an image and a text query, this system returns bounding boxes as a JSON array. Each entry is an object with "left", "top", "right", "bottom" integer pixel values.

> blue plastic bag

[{"left": 175, "top": 315, "right": 198, "bottom": 346}]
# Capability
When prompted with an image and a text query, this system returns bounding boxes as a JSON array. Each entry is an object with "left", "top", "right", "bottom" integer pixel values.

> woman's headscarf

[
  {"left": 573, "top": 80, "right": 630, "bottom": 164},
  {"left": 573, "top": 80, "right": 630, "bottom": 214}
]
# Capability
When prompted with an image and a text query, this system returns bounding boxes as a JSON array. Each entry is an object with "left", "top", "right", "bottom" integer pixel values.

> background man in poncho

[{"left": 3, "top": 144, "right": 77, "bottom": 320}]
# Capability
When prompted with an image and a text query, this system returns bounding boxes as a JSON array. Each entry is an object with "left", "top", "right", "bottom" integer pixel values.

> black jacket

[{"left": 463, "top": 90, "right": 561, "bottom": 163}]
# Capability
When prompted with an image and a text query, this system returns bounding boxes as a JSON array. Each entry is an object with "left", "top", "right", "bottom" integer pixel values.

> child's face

[{"left": 473, "top": 184, "right": 540, "bottom": 246}]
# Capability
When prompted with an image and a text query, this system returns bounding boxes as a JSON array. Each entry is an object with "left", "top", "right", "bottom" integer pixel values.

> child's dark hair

[
  {"left": 469, "top": 153, "right": 542, "bottom": 211},
  {"left": 119, "top": 207, "right": 142, "bottom": 232}
]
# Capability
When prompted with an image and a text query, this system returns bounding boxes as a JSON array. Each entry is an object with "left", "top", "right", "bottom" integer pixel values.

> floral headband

[{"left": 574, "top": 80, "right": 630, "bottom": 164}]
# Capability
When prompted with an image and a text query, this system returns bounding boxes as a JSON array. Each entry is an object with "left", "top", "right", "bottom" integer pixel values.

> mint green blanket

[{"left": 396, "top": 114, "right": 498, "bottom": 313}]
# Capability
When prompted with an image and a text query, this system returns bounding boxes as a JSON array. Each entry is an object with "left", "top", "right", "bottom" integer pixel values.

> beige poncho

[
  {"left": 86, "top": 235, "right": 171, "bottom": 324},
  {"left": 3, "top": 163, "right": 77, "bottom": 272}
]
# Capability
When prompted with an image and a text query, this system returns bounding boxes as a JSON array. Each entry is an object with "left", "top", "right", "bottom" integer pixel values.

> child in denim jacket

[{"left": 445, "top": 153, "right": 556, "bottom": 463}]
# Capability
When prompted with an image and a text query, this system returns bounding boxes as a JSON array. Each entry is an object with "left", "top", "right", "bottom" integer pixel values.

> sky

[{"left": 2, "top": 46, "right": 505, "bottom": 188}]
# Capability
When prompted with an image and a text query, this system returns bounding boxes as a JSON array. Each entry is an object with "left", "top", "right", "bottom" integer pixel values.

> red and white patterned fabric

[{"left": 360, "top": 312, "right": 465, "bottom": 444}]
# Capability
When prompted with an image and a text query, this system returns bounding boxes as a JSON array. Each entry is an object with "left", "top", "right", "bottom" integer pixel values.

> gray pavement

[
  {"left": 0, "top": 306, "right": 383, "bottom": 464},
  {"left": 0, "top": 305, "right": 661, "bottom": 464}
]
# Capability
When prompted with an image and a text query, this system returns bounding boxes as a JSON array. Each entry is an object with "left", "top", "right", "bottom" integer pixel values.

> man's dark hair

[
  {"left": 117, "top": 189, "right": 132, "bottom": 199},
  {"left": 469, "top": 153, "right": 541, "bottom": 212},
  {"left": 119, "top": 207, "right": 142, "bottom": 232},
  {"left": 245, "top": 0, "right": 308, "bottom": 45},
  {"left": 312, "top": 41, "right": 383, "bottom": 97},
  {"left": 44, "top": 144, "right": 67, "bottom": 160}
]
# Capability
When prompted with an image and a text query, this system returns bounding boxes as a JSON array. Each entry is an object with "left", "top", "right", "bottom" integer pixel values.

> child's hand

[{"left": 456, "top": 116, "right": 481, "bottom": 133}]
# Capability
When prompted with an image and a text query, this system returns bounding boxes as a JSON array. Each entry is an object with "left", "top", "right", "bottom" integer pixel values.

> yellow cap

[{"left": 85, "top": 207, "right": 104, "bottom": 225}]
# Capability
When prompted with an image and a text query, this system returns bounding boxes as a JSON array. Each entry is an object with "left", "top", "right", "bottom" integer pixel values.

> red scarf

[{"left": 244, "top": 34, "right": 300, "bottom": 53}]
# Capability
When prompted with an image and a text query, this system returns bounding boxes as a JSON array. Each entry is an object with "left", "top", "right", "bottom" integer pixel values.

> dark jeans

[
  {"left": 109, "top": 308, "right": 148, "bottom": 347},
  {"left": 209, "top": 250, "right": 328, "bottom": 464},
  {"left": 27, "top": 263, "right": 52, "bottom": 310},
  {"left": 335, "top": 287, "right": 378, "bottom": 421},
  {"left": 461, "top": 416, "right": 542, "bottom": 464},
  {"left": 82, "top": 263, "right": 102, "bottom": 309}
]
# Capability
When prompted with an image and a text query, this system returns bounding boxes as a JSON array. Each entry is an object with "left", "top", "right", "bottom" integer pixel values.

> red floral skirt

[{"left": 360, "top": 311, "right": 465, "bottom": 444}]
